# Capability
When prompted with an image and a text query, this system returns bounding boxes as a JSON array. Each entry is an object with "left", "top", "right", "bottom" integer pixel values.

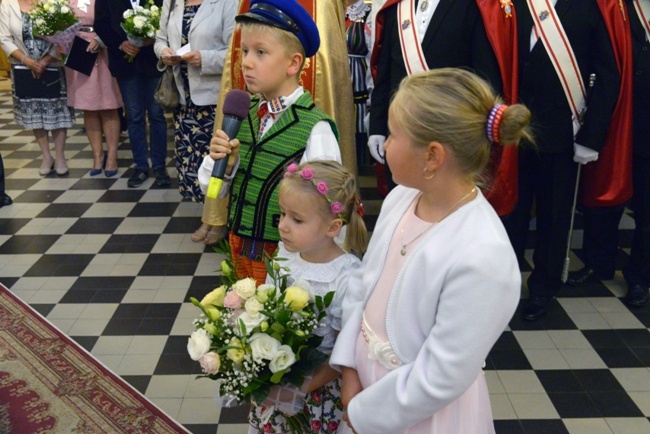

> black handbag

[{"left": 154, "top": 0, "right": 180, "bottom": 112}]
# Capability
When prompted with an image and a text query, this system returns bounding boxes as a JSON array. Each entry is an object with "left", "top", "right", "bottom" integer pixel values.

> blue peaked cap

[{"left": 236, "top": 0, "right": 320, "bottom": 58}]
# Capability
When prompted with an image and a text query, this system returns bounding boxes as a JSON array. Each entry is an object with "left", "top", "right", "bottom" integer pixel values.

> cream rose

[
  {"left": 269, "top": 345, "right": 296, "bottom": 373},
  {"left": 236, "top": 312, "right": 267, "bottom": 335},
  {"left": 245, "top": 297, "right": 264, "bottom": 315},
  {"left": 226, "top": 337, "right": 245, "bottom": 364},
  {"left": 123, "top": 9, "right": 133, "bottom": 19},
  {"left": 248, "top": 333, "right": 280, "bottom": 362},
  {"left": 199, "top": 352, "right": 220, "bottom": 375},
  {"left": 234, "top": 278, "right": 257, "bottom": 299},
  {"left": 284, "top": 286, "right": 310, "bottom": 311},
  {"left": 201, "top": 285, "right": 226, "bottom": 308},
  {"left": 187, "top": 329, "right": 211, "bottom": 361}
]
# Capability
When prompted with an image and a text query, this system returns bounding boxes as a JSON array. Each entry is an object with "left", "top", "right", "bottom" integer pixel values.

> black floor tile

[
  {"left": 183, "top": 425, "right": 219, "bottom": 434},
  {"left": 0, "top": 218, "right": 31, "bottom": 234},
  {"left": 589, "top": 390, "right": 643, "bottom": 417},
  {"left": 137, "top": 318, "right": 175, "bottom": 335},
  {"left": 186, "top": 276, "right": 225, "bottom": 302},
  {"left": 616, "top": 329, "right": 650, "bottom": 347},
  {"left": 129, "top": 202, "right": 179, "bottom": 217},
  {"left": 102, "top": 318, "right": 143, "bottom": 336},
  {"left": 0, "top": 235, "right": 60, "bottom": 254},
  {"left": 29, "top": 303, "right": 55, "bottom": 317},
  {"left": 583, "top": 329, "right": 627, "bottom": 348},
  {"left": 97, "top": 190, "right": 147, "bottom": 202},
  {"left": 69, "top": 178, "right": 119, "bottom": 190},
  {"left": 13, "top": 190, "right": 65, "bottom": 203},
  {"left": 536, "top": 370, "right": 583, "bottom": 393},
  {"left": 138, "top": 253, "right": 201, "bottom": 276},
  {"left": 144, "top": 303, "right": 181, "bottom": 319},
  {"left": 547, "top": 392, "right": 601, "bottom": 418},
  {"left": 121, "top": 375, "right": 151, "bottom": 395},
  {"left": 99, "top": 234, "right": 160, "bottom": 254},
  {"left": 573, "top": 369, "right": 626, "bottom": 392},
  {"left": 593, "top": 348, "right": 644, "bottom": 368},
  {"left": 90, "top": 289, "right": 127, "bottom": 303},
  {"left": 519, "top": 419, "right": 568, "bottom": 434},
  {"left": 494, "top": 420, "right": 525, "bottom": 434},
  {"left": 71, "top": 336, "right": 98, "bottom": 352},
  {"left": 486, "top": 349, "right": 532, "bottom": 370},
  {"left": 112, "top": 303, "right": 150, "bottom": 319},
  {"left": 162, "top": 336, "right": 190, "bottom": 354},
  {"left": 217, "top": 405, "right": 250, "bottom": 424},
  {"left": 163, "top": 217, "right": 205, "bottom": 234},
  {"left": 59, "top": 290, "right": 97, "bottom": 303},
  {"left": 4, "top": 178, "right": 39, "bottom": 190},
  {"left": 66, "top": 217, "right": 123, "bottom": 234},
  {"left": 154, "top": 353, "right": 202, "bottom": 375},
  {"left": 23, "top": 254, "right": 94, "bottom": 277},
  {"left": 36, "top": 203, "right": 93, "bottom": 218}
]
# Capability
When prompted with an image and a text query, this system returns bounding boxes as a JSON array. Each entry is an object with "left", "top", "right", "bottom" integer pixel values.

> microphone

[{"left": 206, "top": 90, "right": 251, "bottom": 200}]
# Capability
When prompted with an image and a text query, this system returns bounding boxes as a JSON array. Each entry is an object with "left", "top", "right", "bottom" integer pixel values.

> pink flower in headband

[
  {"left": 316, "top": 182, "right": 328, "bottom": 195},
  {"left": 286, "top": 163, "right": 298, "bottom": 174},
  {"left": 300, "top": 168, "right": 314, "bottom": 180},
  {"left": 331, "top": 202, "right": 343, "bottom": 214}
]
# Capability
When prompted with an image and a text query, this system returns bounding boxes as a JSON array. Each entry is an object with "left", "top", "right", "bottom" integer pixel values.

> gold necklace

[{"left": 400, "top": 187, "right": 476, "bottom": 256}]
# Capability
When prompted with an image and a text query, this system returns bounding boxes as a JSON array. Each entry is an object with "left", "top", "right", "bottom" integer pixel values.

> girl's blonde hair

[
  {"left": 390, "top": 68, "right": 533, "bottom": 184},
  {"left": 237, "top": 22, "right": 306, "bottom": 68},
  {"left": 280, "top": 161, "right": 368, "bottom": 257}
]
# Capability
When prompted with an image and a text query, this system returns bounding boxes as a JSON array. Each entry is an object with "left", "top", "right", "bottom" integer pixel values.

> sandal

[
  {"left": 191, "top": 224, "right": 210, "bottom": 242},
  {"left": 204, "top": 226, "right": 228, "bottom": 246}
]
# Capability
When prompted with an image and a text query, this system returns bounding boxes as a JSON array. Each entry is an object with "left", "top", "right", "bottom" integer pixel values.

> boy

[{"left": 198, "top": 0, "right": 341, "bottom": 283}]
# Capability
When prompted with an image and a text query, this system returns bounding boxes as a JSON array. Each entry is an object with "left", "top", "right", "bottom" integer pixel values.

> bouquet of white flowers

[
  {"left": 120, "top": 0, "right": 160, "bottom": 57},
  {"left": 28, "top": 0, "right": 80, "bottom": 54},
  {"left": 187, "top": 242, "right": 333, "bottom": 433}
]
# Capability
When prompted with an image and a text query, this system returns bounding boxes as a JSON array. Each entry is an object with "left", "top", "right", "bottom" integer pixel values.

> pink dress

[
  {"left": 345, "top": 198, "right": 496, "bottom": 434},
  {"left": 65, "top": 0, "right": 122, "bottom": 110}
]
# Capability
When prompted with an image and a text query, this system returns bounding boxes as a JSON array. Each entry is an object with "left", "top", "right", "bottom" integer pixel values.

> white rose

[
  {"left": 133, "top": 16, "right": 146, "bottom": 29},
  {"left": 147, "top": 30, "right": 155, "bottom": 38},
  {"left": 123, "top": 9, "right": 134, "bottom": 19},
  {"left": 236, "top": 312, "right": 266, "bottom": 336},
  {"left": 35, "top": 18, "right": 46, "bottom": 27},
  {"left": 248, "top": 333, "right": 280, "bottom": 362},
  {"left": 43, "top": 3, "right": 51, "bottom": 11},
  {"left": 245, "top": 297, "right": 264, "bottom": 315},
  {"left": 234, "top": 278, "right": 257, "bottom": 300},
  {"left": 150, "top": 5, "right": 159, "bottom": 13},
  {"left": 60, "top": 5, "right": 69, "bottom": 14},
  {"left": 187, "top": 329, "right": 211, "bottom": 361},
  {"left": 269, "top": 345, "right": 296, "bottom": 373}
]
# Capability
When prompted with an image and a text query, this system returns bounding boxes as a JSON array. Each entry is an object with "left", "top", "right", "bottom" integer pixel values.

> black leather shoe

[
  {"left": 0, "top": 193, "right": 12, "bottom": 208},
  {"left": 567, "top": 267, "right": 597, "bottom": 286},
  {"left": 522, "top": 295, "right": 554, "bottom": 321},
  {"left": 153, "top": 167, "right": 171, "bottom": 187},
  {"left": 624, "top": 284, "right": 649, "bottom": 307},
  {"left": 127, "top": 169, "right": 149, "bottom": 188}
]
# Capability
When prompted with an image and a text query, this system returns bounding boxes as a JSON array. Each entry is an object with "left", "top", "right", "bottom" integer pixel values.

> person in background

[
  {"left": 0, "top": 152, "right": 11, "bottom": 208},
  {"left": 198, "top": 0, "right": 342, "bottom": 285},
  {"left": 65, "top": 0, "right": 123, "bottom": 178},
  {"left": 154, "top": 0, "right": 237, "bottom": 245},
  {"left": 567, "top": 0, "right": 648, "bottom": 308},
  {"left": 345, "top": 0, "right": 372, "bottom": 167},
  {"left": 0, "top": 0, "right": 75, "bottom": 177},
  {"left": 95, "top": 0, "right": 170, "bottom": 189},
  {"left": 332, "top": 68, "right": 528, "bottom": 434}
]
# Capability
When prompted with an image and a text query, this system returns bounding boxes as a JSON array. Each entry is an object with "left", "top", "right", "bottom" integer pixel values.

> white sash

[
  {"left": 633, "top": 0, "right": 650, "bottom": 42},
  {"left": 397, "top": 0, "right": 429, "bottom": 74},
  {"left": 528, "top": 0, "right": 585, "bottom": 137}
]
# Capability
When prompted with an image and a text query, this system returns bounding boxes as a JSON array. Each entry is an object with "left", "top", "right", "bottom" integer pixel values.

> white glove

[
  {"left": 573, "top": 143, "right": 599, "bottom": 165},
  {"left": 368, "top": 134, "right": 386, "bottom": 164}
]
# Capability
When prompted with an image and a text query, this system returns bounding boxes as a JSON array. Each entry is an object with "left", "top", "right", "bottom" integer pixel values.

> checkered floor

[{"left": 0, "top": 78, "right": 649, "bottom": 434}]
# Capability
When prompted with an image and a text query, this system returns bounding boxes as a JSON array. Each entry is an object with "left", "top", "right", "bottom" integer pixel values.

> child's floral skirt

[{"left": 248, "top": 377, "right": 344, "bottom": 433}]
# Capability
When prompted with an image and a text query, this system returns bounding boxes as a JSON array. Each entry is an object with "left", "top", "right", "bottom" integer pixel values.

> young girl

[
  {"left": 331, "top": 68, "right": 532, "bottom": 434},
  {"left": 249, "top": 160, "right": 368, "bottom": 434}
]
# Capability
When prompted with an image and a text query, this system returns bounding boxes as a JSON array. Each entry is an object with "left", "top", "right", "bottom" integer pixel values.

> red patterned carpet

[{"left": 0, "top": 284, "right": 190, "bottom": 433}]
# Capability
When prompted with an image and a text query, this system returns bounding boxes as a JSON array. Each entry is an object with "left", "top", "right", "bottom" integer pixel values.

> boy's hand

[
  {"left": 341, "top": 367, "right": 363, "bottom": 407},
  {"left": 120, "top": 41, "right": 140, "bottom": 57},
  {"left": 209, "top": 129, "right": 240, "bottom": 169}
]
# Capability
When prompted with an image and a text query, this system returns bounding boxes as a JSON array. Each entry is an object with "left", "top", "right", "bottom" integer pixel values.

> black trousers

[
  {"left": 581, "top": 154, "right": 650, "bottom": 287},
  {"left": 0, "top": 153, "right": 5, "bottom": 194},
  {"left": 502, "top": 148, "right": 578, "bottom": 297}
]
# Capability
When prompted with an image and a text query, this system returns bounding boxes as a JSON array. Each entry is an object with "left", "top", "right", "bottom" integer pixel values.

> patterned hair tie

[{"left": 486, "top": 104, "right": 508, "bottom": 143}]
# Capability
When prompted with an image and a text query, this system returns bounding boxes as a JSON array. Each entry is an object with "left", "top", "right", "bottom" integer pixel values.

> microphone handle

[{"left": 210, "top": 115, "right": 244, "bottom": 179}]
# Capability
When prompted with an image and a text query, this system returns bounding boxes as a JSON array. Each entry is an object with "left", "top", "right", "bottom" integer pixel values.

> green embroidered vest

[{"left": 229, "top": 92, "right": 338, "bottom": 243}]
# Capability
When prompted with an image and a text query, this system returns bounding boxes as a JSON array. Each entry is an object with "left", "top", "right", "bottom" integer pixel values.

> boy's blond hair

[{"left": 237, "top": 22, "right": 306, "bottom": 70}]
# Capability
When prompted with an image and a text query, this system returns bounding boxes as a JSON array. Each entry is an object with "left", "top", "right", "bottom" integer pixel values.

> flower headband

[
  {"left": 486, "top": 104, "right": 508, "bottom": 143},
  {"left": 284, "top": 163, "right": 347, "bottom": 223}
]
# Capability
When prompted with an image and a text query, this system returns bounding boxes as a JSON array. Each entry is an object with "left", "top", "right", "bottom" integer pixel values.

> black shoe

[
  {"left": 0, "top": 193, "right": 12, "bottom": 208},
  {"left": 522, "top": 295, "right": 554, "bottom": 321},
  {"left": 624, "top": 284, "right": 649, "bottom": 307},
  {"left": 153, "top": 167, "right": 171, "bottom": 187},
  {"left": 127, "top": 169, "right": 149, "bottom": 188},
  {"left": 567, "top": 267, "right": 597, "bottom": 286}
]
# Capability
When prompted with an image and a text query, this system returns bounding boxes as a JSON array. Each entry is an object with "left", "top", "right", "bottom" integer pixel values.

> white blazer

[
  {"left": 154, "top": 0, "right": 237, "bottom": 106},
  {"left": 331, "top": 186, "right": 521, "bottom": 433},
  {"left": 0, "top": 0, "right": 61, "bottom": 65}
]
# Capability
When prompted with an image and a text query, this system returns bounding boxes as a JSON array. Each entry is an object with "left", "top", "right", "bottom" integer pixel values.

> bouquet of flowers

[
  {"left": 28, "top": 0, "right": 80, "bottom": 54},
  {"left": 187, "top": 242, "right": 333, "bottom": 433},
  {"left": 120, "top": 0, "right": 160, "bottom": 61}
]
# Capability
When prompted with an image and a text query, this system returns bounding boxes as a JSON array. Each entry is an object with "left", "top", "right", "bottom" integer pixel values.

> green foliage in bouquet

[
  {"left": 29, "top": 0, "right": 78, "bottom": 36},
  {"left": 188, "top": 241, "right": 334, "bottom": 432},
  {"left": 120, "top": 0, "right": 160, "bottom": 39}
]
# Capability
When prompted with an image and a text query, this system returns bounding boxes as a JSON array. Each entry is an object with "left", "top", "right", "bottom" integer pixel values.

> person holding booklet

[
  {"left": 65, "top": 0, "right": 123, "bottom": 178},
  {"left": 0, "top": 0, "right": 75, "bottom": 177},
  {"left": 154, "top": 0, "right": 237, "bottom": 244},
  {"left": 504, "top": 0, "right": 621, "bottom": 320}
]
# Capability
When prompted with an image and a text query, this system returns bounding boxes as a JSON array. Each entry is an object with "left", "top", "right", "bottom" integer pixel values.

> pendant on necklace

[
  {"left": 400, "top": 247, "right": 407, "bottom": 256},
  {"left": 420, "top": 0, "right": 429, "bottom": 12}
]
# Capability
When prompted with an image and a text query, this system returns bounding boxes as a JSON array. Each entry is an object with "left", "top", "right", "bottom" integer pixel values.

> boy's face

[{"left": 240, "top": 28, "right": 300, "bottom": 100}]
